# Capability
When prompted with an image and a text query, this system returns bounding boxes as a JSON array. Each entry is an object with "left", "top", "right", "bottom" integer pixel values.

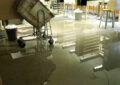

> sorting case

[{"left": 17, "top": 0, "right": 54, "bottom": 28}]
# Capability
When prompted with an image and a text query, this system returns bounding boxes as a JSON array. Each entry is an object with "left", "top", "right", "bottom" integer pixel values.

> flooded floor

[{"left": 0, "top": 14, "right": 120, "bottom": 85}]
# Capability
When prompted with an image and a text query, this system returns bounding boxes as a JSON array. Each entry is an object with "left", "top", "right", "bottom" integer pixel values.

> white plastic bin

[{"left": 74, "top": 9, "right": 83, "bottom": 20}]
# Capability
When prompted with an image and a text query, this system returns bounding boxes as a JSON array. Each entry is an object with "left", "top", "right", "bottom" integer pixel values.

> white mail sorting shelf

[{"left": 17, "top": 0, "right": 54, "bottom": 28}]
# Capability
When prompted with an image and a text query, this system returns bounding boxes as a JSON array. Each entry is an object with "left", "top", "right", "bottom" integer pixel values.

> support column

[
  {"left": 119, "top": 10, "right": 120, "bottom": 22},
  {"left": 85, "top": 6, "right": 88, "bottom": 20}
]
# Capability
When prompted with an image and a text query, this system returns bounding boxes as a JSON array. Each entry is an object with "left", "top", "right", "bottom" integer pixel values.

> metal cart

[{"left": 17, "top": 0, "right": 55, "bottom": 47}]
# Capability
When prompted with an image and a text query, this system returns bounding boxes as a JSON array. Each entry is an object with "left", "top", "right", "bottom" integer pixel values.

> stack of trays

[{"left": 75, "top": 28, "right": 100, "bottom": 56}]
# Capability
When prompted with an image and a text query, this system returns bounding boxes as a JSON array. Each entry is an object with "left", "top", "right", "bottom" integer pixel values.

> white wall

[
  {"left": 116, "top": 0, "right": 120, "bottom": 9},
  {"left": 40, "top": 0, "right": 44, "bottom": 2},
  {"left": 64, "top": 0, "right": 75, "bottom": 4}
]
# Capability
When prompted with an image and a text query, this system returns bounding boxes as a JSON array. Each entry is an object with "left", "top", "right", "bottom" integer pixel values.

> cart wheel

[
  {"left": 42, "top": 34, "right": 46, "bottom": 39},
  {"left": 17, "top": 38, "right": 26, "bottom": 48},
  {"left": 48, "top": 37, "right": 54, "bottom": 45},
  {"left": 42, "top": 32, "right": 47, "bottom": 39}
]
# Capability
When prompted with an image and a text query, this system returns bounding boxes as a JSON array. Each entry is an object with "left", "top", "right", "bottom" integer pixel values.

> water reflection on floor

[{"left": 0, "top": 39, "right": 56, "bottom": 85}]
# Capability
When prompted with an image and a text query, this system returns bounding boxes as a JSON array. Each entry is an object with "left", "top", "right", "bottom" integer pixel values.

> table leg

[
  {"left": 112, "top": 11, "right": 115, "bottom": 28},
  {"left": 105, "top": 11, "right": 108, "bottom": 29},
  {"left": 97, "top": 3, "right": 100, "bottom": 17},
  {"left": 0, "top": 20, "right": 2, "bottom": 29},
  {"left": 99, "top": 11, "right": 105, "bottom": 28}
]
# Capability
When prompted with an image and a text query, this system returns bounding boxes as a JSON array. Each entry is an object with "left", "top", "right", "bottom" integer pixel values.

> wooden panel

[
  {"left": 107, "top": 0, "right": 116, "bottom": 10},
  {"left": 87, "top": 1, "right": 99, "bottom": 6},
  {"left": 107, "top": 0, "right": 120, "bottom": 10},
  {"left": 0, "top": 0, "right": 21, "bottom": 20},
  {"left": 116, "top": 10, "right": 119, "bottom": 14}
]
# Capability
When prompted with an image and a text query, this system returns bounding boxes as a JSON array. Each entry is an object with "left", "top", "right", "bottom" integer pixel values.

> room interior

[{"left": 0, "top": 0, "right": 120, "bottom": 85}]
